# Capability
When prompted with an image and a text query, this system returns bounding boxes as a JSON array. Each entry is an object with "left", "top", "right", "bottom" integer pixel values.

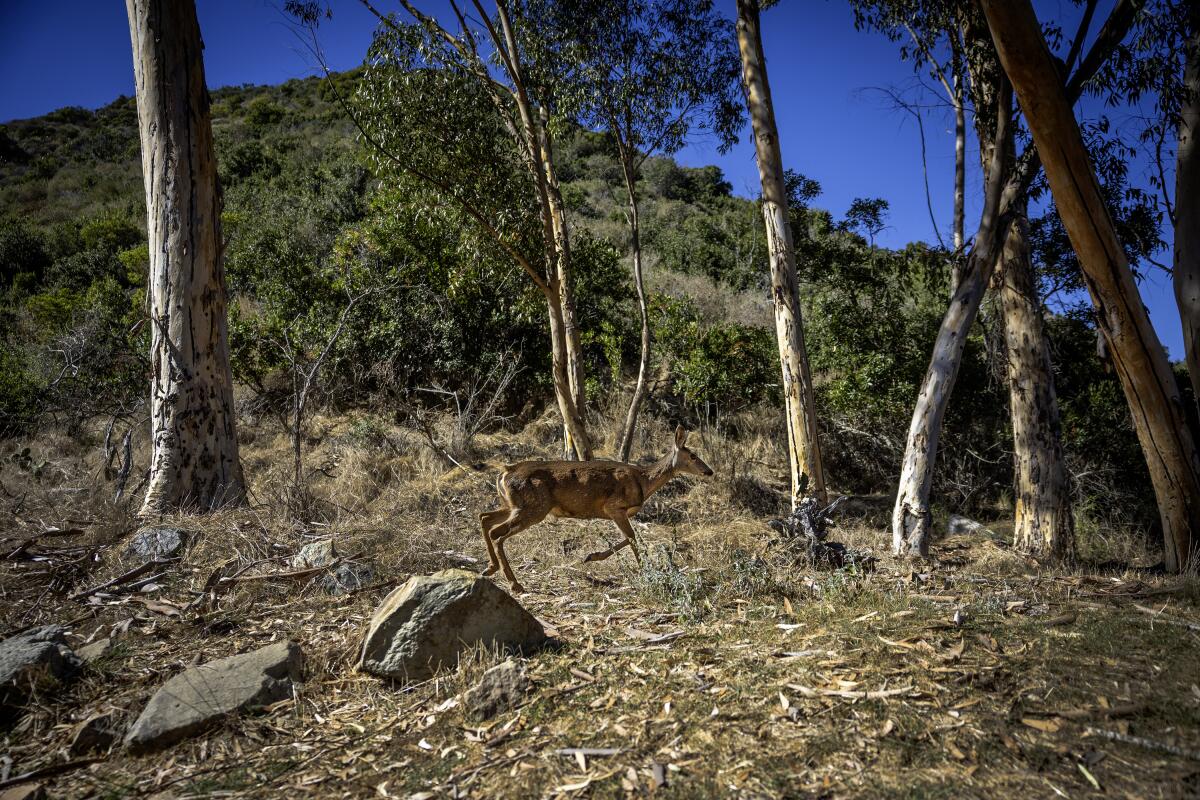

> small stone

[
  {"left": 319, "top": 562, "right": 374, "bottom": 595},
  {"left": 124, "top": 640, "right": 302, "bottom": 753},
  {"left": 0, "top": 626, "right": 80, "bottom": 708},
  {"left": 77, "top": 637, "right": 115, "bottom": 664},
  {"left": 122, "top": 527, "right": 188, "bottom": 564},
  {"left": 69, "top": 710, "right": 122, "bottom": 755},
  {"left": 290, "top": 538, "right": 337, "bottom": 570},
  {"left": 464, "top": 659, "right": 531, "bottom": 720},
  {"left": 359, "top": 570, "right": 545, "bottom": 683}
]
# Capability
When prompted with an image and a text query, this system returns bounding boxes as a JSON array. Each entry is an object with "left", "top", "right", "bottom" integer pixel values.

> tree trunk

[
  {"left": 735, "top": 0, "right": 827, "bottom": 507},
  {"left": 544, "top": 281, "right": 593, "bottom": 461},
  {"left": 1176, "top": 11, "right": 1200, "bottom": 412},
  {"left": 127, "top": 0, "right": 244, "bottom": 515},
  {"left": 537, "top": 107, "right": 590, "bottom": 459},
  {"left": 984, "top": 0, "right": 1200, "bottom": 573},
  {"left": 996, "top": 213, "right": 1074, "bottom": 559},
  {"left": 949, "top": 82, "right": 966, "bottom": 294},
  {"left": 617, "top": 151, "right": 651, "bottom": 462},
  {"left": 893, "top": 81, "right": 1012, "bottom": 557},
  {"left": 495, "top": 5, "right": 591, "bottom": 460}
]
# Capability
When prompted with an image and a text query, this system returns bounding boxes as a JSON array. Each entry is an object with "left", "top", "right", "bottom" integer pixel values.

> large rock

[
  {"left": 0, "top": 626, "right": 80, "bottom": 707},
  {"left": 122, "top": 527, "right": 188, "bottom": 564},
  {"left": 359, "top": 570, "right": 545, "bottom": 682},
  {"left": 465, "top": 659, "right": 531, "bottom": 720},
  {"left": 125, "top": 640, "right": 302, "bottom": 753}
]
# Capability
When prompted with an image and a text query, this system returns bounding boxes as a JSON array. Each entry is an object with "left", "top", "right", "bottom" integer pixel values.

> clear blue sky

[{"left": 0, "top": 0, "right": 1182, "bottom": 356}]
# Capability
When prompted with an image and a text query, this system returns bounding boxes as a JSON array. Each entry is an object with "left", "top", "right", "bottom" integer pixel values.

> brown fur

[{"left": 480, "top": 426, "right": 713, "bottom": 593}]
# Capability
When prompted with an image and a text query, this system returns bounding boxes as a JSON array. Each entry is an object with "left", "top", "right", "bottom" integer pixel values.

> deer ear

[{"left": 674, "top": 426, "right": 687, "bottom": 447}]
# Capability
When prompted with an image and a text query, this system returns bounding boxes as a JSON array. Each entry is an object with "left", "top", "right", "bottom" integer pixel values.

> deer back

[{"left": 499, "top": 460, "right": 648, "bottom": 520}]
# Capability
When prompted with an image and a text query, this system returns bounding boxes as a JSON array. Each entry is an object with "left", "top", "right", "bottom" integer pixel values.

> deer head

[{"left": 670, "top": 426, "right": 714, "bottom": 477}]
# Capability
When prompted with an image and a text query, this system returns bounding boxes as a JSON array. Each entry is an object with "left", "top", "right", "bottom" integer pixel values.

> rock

[
  {"left": 320, "top": 561, "right": 374, "bottom": 595},
  {"left": 125, "top": 640, "right": 302, "bottom": 753},
  {"left": 77, "top": 637, "right": 115, "bottom": 664},
  {"left": 465, "top": 659, "right": 531, "bottom": 720},
  {"left": 290, "top": 538, "right": 337, "bottom": 570},
  {"left": 0, "top": 626, "right": 80, "bottom": 707},
  {"left": 0, "top": 784, "right": 46, "bottom": 800},
  {"left": 122, "top": 526, "right": 188, "bottom": 564},
  {"left": 947, "top": 515, "right": 996, "bottom": 537},
  {"left": 359, "top": 570, "right": 545, "bottom": 682},
  {"left": 69, "top": 710, "right": 122, "bottom": 755},
  {"left": 291, "top": 539, "right": 374, "bottom": 595}
]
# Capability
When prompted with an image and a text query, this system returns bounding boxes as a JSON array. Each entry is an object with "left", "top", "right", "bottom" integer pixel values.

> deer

[{"left": 479, "top": 426, "right": 714, "bottom": 594}]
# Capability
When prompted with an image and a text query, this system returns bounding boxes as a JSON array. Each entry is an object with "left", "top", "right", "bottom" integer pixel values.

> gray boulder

[
  {"left": 465, "top": 659, "right": 531, "bottom": 720},
  {"left": 320, "top": 562, "right": 374, "bottom": 595},
  {"left": 0, "top": 626, "right": 80, "bottom": 707},
  {"left": 125, "top": 640, "right": 302, "bottom": 753},
  {"left": 359, "top": 570, "right": 545, "bottom": 682},
  {"left": 123, "top": 527, "right": 188, "bottom": 564}
]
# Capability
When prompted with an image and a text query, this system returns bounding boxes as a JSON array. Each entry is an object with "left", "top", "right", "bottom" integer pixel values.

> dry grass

[{"left": 0, "top": 409, "right": 1197, "bottom": 798}]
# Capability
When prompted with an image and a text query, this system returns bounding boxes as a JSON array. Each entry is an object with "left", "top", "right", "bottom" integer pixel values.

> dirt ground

[{"left": 1, "top": 411, "right": 1198, "bottom": 799}]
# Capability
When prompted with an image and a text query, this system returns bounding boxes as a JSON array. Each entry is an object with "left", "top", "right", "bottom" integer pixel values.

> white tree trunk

[
  {"left": 617, "top": 152, "right": 651, "bottom": 463},
  {"left": 545, "top": 283, "right": 593, "bottom": 462},
  {"left": 127, "top": 0, "right": 244, "bottom": 515},
  {"left": 984, "top": 0, "right": 1200, "bottom": 572},
  {"left": 893, "top": 81, "right": 1012, "bottom": 557},
  {"left": 996, "top": 214, "right": 1074, "bottom": 559},
  {"left": 1176, "top": 13, "right": 1200, "bottom": 411},
  {"left": 736, "top": 0, "right": 827, "bottom": 507}
]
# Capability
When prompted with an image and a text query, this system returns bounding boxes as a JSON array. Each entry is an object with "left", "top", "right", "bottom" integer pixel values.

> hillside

[{"left": 1, "top": 73, "right": 1151, "bottom": 535}]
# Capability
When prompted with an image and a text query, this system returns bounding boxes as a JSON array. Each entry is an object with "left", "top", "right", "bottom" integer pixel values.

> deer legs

[
  {"left": 582, "top": 511, "right": 643, "bottom": 567},
  {"left": 480, "top": 507, "right": 540, "bottom": 594}
]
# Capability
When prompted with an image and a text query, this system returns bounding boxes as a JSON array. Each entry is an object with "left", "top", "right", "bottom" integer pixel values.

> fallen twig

[
  {"left": 787, "top": 684, "right": 915, "bottom": 700},
  {"left": 69, "top": 558, "right": 178, "bottom": 602},
  {"left": 1086, "top": 727, "right": 1200, "bottom": 760},
  {"left": 217, "top": 555, "right": 355, "bottom": 586},
  {"left": 1055, "top": 702, "right": 1143, "bottom": 721},
  {"left": 0, "top": 757, "right": 105, "bottom": 790}
]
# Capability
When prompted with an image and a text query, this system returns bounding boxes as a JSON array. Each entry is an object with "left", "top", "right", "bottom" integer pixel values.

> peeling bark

[
  {"left": 996, "top": 214, "right": 1073, "bottom": 559},
  {"left": 893, "top": 81, "right": 1013, "bottom": 558},
  {"left": 1176, "top": 11, "right": 1200, "bottom": 413},
  {"left": 984, "top": 0, "right": 1200, "bottom": 572},
  {"left": 127, "top": 0, "right": 244, "bottom": 515},
  {"left": 736, "top": 0, "right": 827, "bottom": 507}
]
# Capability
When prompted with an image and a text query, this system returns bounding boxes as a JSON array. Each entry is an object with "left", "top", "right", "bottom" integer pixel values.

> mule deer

[{"left": 480, "top": 426, "right": 713, "bottom": 593}]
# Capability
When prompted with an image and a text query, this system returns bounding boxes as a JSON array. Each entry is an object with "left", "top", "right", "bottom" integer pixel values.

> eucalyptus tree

[
  {"left": 984, "top": 0, "right": 1200, "bottom": 572},
  {"left": 126, "top": 0, "right": 244, "bottom": 514},
  {"left": 735, "top": 0, "right": 827, "bottom": 507},
  {"left": 527, "top": 0, "right": 742, "bottom": 460},
  {"left": 886, "top": 0, "right": 1143, "bottom": 558},
  {"left": 1098, "top": 1, "right": 1200, "bottom": 413},
  {"left": 295, "top": 0, "right": 594, "bottom": 458}
]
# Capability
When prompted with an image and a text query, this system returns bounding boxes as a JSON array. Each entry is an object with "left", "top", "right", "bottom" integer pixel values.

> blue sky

[{"left": 0, "top": 0, "right": 1182, "bottom": 356}]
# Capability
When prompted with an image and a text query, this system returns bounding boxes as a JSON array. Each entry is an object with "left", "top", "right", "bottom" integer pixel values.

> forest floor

[{"left": 1, "top": 409, "right": 1198, "bottom": 799}]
